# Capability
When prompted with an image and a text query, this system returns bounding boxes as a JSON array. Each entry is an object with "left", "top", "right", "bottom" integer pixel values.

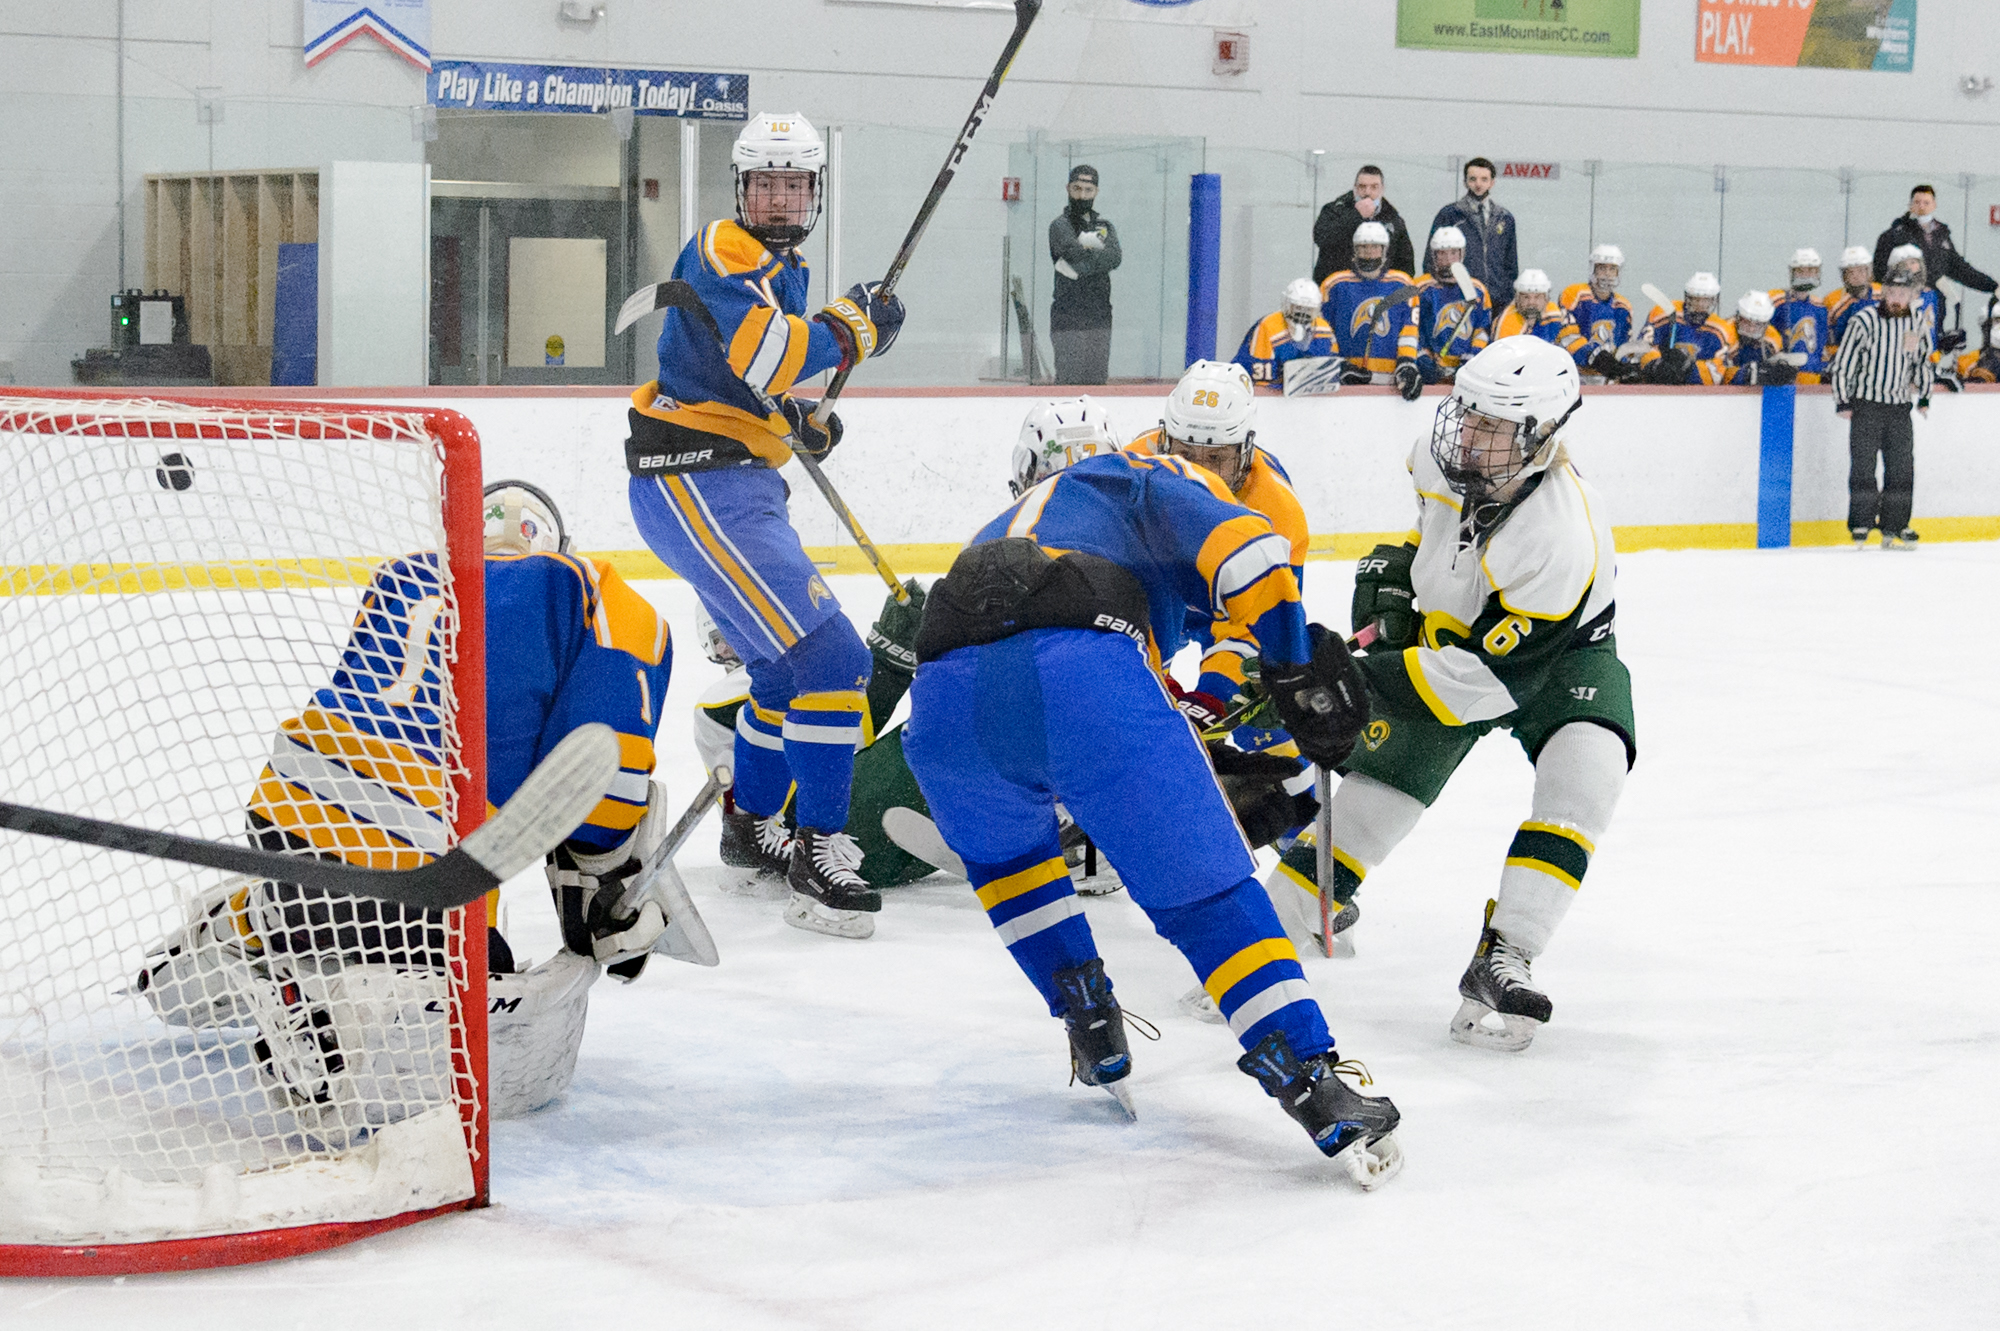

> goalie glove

[
  {"left": 780, "top": 397, "right": 843, "bottom": 458},
  {"left": 1350, "top": 543, "right": 1417, "bottom": 650},
  {"left": 1265, "top": 624, "right": 1369, "bottom": 770},
  {"left": 545, "top": 780, "right": 697, "bottom": 981},
  {"left": 1394, "top": 361, "right": 1423, "bottom": 401}
]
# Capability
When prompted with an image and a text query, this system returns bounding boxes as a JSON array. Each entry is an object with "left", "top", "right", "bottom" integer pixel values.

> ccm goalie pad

[{"left": 137, "top": 876, "right": 600, "bottom": 1122}]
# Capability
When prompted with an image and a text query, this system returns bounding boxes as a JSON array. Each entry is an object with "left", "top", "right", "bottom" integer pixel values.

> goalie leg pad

[{"left": 488, "top": 950, "right": 599, "bottom": 1118}]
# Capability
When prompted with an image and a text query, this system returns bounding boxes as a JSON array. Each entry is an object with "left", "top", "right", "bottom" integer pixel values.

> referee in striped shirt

[{"left": 1830, "top": 252, "right": 1934, "bottom": 549}]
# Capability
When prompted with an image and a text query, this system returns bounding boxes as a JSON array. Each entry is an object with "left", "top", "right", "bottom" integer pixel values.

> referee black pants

[{"left": 1846, "top": 401, "right": 1915, "bottom": 534}]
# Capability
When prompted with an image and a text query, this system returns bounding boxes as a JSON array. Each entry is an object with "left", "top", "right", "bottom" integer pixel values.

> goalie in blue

[
  {"left": 622, "top": 112, "right": 906, "bottom": 941},
  {"left": 900, "top": 418, "right": 1405, "bottom": 1187}
]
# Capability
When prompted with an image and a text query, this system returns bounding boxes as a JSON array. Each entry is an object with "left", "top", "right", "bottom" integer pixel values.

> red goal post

[{"left": 0, "top": 389, "right": 489, "bottom": 1275}]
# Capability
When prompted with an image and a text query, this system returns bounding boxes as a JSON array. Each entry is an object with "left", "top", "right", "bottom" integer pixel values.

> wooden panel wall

[{"left": 143, "top": 171, "right": 319, "bottom": 386}]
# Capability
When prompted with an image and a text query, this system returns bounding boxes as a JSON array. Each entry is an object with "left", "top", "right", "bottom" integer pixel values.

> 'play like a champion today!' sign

[{"left": 429, "top": 62, "right": 749, "bottom": 120}]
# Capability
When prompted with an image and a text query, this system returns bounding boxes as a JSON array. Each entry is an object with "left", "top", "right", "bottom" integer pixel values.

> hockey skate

[
  {"left": 1236, "top": 1030, "right": 1403, "bottom": 1190},
  {"left": 1883, "top": 527, "right": 1919, "bottom": 551},
  {"left": 720, "top": 808, "right": 792, "bottom": 877},
  {"left": 785, "top": 827, "right": 881, "bottom": 939},
  {"left": 1450, "top": 899, "right": 1552, "bottom": 1052},
  {"left": 1052, "top": 958, "right": 1137, "bottom": 1119}
]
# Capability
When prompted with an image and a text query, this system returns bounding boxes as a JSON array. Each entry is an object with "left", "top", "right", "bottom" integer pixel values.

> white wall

[
  {"left": 332, "top": 386, "right": 2000, "bottom": 558},
  {"left": 318, "top": 161, "right": 430, "bottom": 386},
  {"left": 8, "top": 1, "right": 2000, "bottom": 386}
]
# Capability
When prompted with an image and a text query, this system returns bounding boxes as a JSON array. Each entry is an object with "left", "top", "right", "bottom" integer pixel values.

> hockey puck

[{"left": 155, "top": 452, "right": 194, "bottom": 491}]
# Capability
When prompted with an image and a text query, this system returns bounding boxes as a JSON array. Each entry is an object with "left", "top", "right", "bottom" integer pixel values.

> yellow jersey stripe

[
  {"left": 975, "top": 857, "right": 1069, "bottom": 911},
  {"left": 1203, "top": 937, "right": 1300, "bottom": 1003},
  {"left": 663, "top": 475, "right": 801, "bottom": 649},
  {"left": 1403, "top": 647, "right": 1463, "bottom": 726}
]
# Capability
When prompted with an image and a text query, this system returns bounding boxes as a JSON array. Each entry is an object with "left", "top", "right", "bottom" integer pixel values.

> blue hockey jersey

[
  {"left": 249, "top": 552, "right": 672, "bottom": 865},
  {"left": 1767, "top": 290, "right": 1830, "bottom": 379},
  {"left": 1319, "top": 270, "right": 1420, "bottom": 375},
  {"left": 1559, "top": 284, "right": 1636, "bottom": 369},
  {"left": 965, "top": 450, "right": 1309, "bottom": 672},
  {"left": 1414, "top": 274, "right": 1492, "bottom": 382},
  {"left": 638, "top": 219, "right": 847, "bottom": 469},
  {"left": 1233, "top": 309, "right": 1336, "bottom": 388}
]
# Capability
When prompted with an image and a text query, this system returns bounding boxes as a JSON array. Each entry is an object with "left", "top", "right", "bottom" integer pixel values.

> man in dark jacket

[
  {"left": 1872, "top": 184, "right": 1996, "bottom": 299},
  {"left": 1312, "top": 165, "right": 1416, "bottom": 285},
  {"left": 1049, "top": 164, "right": 1123, "bottom": 384},
  {"left": 1428, "top": 157, "right": 1520, "bottom": 308}
]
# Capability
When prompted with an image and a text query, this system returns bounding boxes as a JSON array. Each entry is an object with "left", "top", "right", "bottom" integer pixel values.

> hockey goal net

[{"left": 0, "top": 390, "right": 488, "bottom": 1275}]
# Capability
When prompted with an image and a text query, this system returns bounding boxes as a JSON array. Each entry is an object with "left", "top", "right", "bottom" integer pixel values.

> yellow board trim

[
  {"left": 1505, "top": 856, "right": 1583, "bottom": 890},
  {"left": 1519, "top": 819, "right": 1597, "bottom": 856},
  {"left": 975, "top": 857, "right": 1070, "bottom": 911},
  {"left": 1203, "top": 937, "right": 1300, "bottom": 1004}
]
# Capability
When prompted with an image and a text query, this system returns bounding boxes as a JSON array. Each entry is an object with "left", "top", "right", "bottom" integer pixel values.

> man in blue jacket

[{"left": 1428, "top": 158, "right": 1520, "bottom": 309}]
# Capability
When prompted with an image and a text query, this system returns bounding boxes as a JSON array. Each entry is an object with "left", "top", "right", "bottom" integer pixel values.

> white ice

[{"left": 14, "top": 544, "right": 2000, "bottom": 1329}]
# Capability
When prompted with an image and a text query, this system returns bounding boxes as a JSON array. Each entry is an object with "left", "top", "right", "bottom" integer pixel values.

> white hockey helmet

[
  {"left": 1839, "top": 245, "right": 1872, "bottom": 269},
  {"left": 1352, "top": 220, "right": 1390, "bottom": 249},
  {"left": 1684, "top": 271, "right": 1722, "bottom": 299},
  {"left": 732, "top": 113, "right": 826, "bottom": 250},
  {"left": 1736, "top": 290, "right": 1775, "bottom": 324},
  {"left": 1282, "top": 278, "right": 1322, "bottom": 341},
  {"left": 1790, "top": 247, "right": 1823, "bottom": 271},
  {"left": 694, "top": 605, "right": 740, "bottom": 668},
  {"left": 1514, "top": 268, "right": 1552, "bottom": 295},
  {"left": 1430, "top": 335, "right": 1581, "bottom": 502},
  {"left": 1589, "top": 243, "right": 1625, "bottom": 268},
  {"left": 483, "top": 479, "right": 568, "bottom": 556},
  {"left": 1885, "top": 243, "right": 1925, "bottom": 288},
  {"left": 1160, "top": 360, "right": 1257, "bottom": 490},
  {"left": 1430, "top": 225, "right": 1467, "bottom": 253},
  {"left": 1012, "top": 396, "right": 1119, "bottom": 497}
]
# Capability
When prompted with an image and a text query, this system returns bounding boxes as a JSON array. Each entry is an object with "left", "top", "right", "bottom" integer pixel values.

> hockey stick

[
  {"left": 626, "top": 279, "right": 911, "bottom": 603},
  {"left": 810, "top": 0, "right": 1042, "bottom": 429},
  {"left": 0, "top": 724, "right": 621, "bottom": 913},
  {"left": 1316, "top": 766, "right": 1337, "bottom": 957},
  {"left": 661, "top": 767, "right": 730, "bottom": 862}
]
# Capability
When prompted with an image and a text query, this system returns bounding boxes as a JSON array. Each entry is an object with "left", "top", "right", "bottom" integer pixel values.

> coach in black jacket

[
  {"left": 1312, "top": 165, "right": 1416, "bottom": 285},
  {"left": 1872, "top": 184, "right": 1996, "bottom": 296}
]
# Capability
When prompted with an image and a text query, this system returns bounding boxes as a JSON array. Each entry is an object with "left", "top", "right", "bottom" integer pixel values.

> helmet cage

[
  {"left": 1428, "top": 391, "right": 1577, "bottom": 504},
  {"left": 1160, "top": 426, "right": 1256, "bottom": 492},
  {"left": 734, "top": 166, "right": 825, "bottom": 251}
]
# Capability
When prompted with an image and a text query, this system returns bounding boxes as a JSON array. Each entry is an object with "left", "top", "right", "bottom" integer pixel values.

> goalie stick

[
  {"left": 809, "top": 0, "right": 1042, "bottom": 429},
  {"left": 0, "top": 724, "right": 620, "bottom": 913},
  {"left": 622, "top": 279, "right": 912, "bottom": 603}
]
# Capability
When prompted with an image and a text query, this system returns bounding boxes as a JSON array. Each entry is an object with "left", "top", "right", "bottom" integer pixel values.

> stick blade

[
  {"left": 614, "top": 282, "right": 671, "bottom": 335},
  {"left": 1640, "top": 283, "right": 1675, "bottom": 317},
  {"left": 1450, "top": 261, "right": 1478, "bottom": 304},
  {"left": 458, "top": 723, "right": 621, "bottom": 883}
]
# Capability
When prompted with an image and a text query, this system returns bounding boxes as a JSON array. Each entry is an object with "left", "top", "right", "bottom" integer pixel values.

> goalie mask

[
  {"left": 1429, "top": 335, "right": 1580, "bottom": 510},
  {"left": 695, "top": 605, "right": 741, "bottom": 668},
  {"left": 1160, "top": 359, "right": 1256, "bottom": 492},
  {"left": 484, "top": 480, "right": 569, "bottom": 556},
  {"left": 1012, "top": 396, "right": 1119, "bottom": 497},
  {"left": 733, "top": 112, "right": 826, "bottom": 251},
  {"left": 1281, "top": 278, "right": 1322, "bottom": 344}
]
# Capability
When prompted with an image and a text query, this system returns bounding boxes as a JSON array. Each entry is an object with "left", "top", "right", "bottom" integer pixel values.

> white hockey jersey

[{"left": 1370, "top": 437, "right": 1617, "bottom": 726}]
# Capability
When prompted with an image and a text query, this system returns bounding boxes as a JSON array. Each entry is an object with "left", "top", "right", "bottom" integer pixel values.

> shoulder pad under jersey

[{"left": 1481, "top": 465, "right": 1600, "bottom": 621}]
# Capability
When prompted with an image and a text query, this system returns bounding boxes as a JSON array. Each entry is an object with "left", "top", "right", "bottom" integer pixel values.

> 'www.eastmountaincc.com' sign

[{"left": 428, "top": 61, "right": 749, "bottom": 120}]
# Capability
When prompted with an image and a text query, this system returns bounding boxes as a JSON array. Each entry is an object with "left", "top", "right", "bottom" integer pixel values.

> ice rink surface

[{"left": 15, "top": 543, "right": 1999, "bottom": 1330}]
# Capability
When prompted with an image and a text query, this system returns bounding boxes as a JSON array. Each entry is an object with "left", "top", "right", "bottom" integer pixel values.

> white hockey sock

[{"left": 1490, "top": 723, "right": 1628, "bottom": 958}]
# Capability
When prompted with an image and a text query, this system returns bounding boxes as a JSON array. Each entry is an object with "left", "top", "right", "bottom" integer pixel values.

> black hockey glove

[
  {"left": 1210, "top": 746, "right": 1314, "bottom": 849},
  {"left": 1645, "top": 347, "right": 1693, "bottom": 385},
  {"left": 1835, "top": 399, "right": 1854, "bottom": 415},
  {"left": 1339, "top": 359, "right": 1375, "bottom": 385},
  {"left": 780, "top": 397, "right": 843, "bottom": 458},
  {"left": 865, "top": 579, "right": 927, "bottom": 677},
  {"left": 1350, "top": 543, "right": 1418, "bottom": 650},
  {"left": 1394, "top": 362, "right": 1422, "bottom": 401},
  {"left": 1937, "top": 329, "right": 1967, "bottom": 354},
  {"left": 1588, "top": 348, "right": 1624, "bottom": 380},
  {"left": 1760, "top": 359, "right": 1798, "bottom": 387},
  {"left": 1265, "top": 624, "right": 1369, "bottom": 770}
]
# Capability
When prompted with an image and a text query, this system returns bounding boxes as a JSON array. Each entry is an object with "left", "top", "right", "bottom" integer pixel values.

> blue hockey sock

[
  {"left": 1148, "top": 876, "right": 1333, "bottom": 1058},
  {"left": 779, "top": 616, "right": 871, "bottom": 832},
  {"left": 731, "top": 702, "right": 792, "bottom": 818},
  {"left": 970, "top": 845, "right": 1099, "bottom": 1016}
]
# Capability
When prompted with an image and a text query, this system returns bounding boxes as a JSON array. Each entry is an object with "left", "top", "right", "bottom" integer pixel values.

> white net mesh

[{"left": 0, "top": 396, "right": 481, "bottom": 1247}]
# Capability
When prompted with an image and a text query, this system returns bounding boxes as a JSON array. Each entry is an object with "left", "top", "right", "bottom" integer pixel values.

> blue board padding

[
  {"left": 271, "top": 242, "right": 318, "bottom": 386},
  {"left": 1756, "top": 383, "right": 1796, "bottom": 548},
  {"left": 1185, "top": 173, "right": 1221, "bottom": 368}
]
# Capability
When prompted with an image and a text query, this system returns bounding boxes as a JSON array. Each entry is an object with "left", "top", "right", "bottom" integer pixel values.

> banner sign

[
  {"left": 1499, "top": 161, "right": 1560, "bottom": 181},
  {"left": 1396, "top": 0, "right": 1640, "bottom": 58},
  {"left": 305, "top": 2, "right": 431, "bottom": 71},
  {"left": 1696, "top": 0, "right": 1915, "bottom": 72},
  {"left": 428, "top": 62, "right": 749, "bottom": 120}
]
